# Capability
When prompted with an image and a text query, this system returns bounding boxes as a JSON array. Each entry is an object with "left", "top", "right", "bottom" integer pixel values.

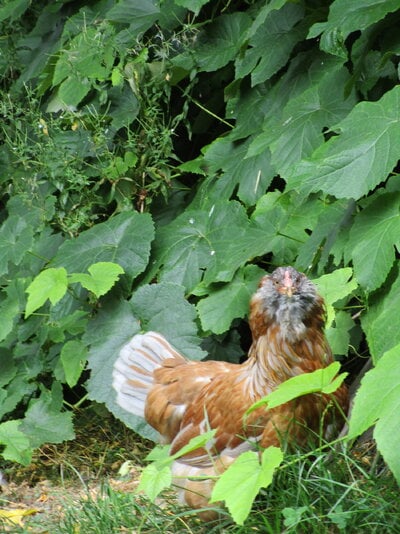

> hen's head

[{"left": 251, "top": 266, "right": 324, "bottom": 341}]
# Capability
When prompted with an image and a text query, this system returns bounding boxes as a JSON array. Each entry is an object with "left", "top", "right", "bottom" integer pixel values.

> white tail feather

[{"left": 112, "top": 332, "right": 184, "bottom": 417}]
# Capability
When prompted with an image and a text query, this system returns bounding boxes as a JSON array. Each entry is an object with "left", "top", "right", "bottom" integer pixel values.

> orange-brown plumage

[{"left": 113, "top": 267, "right": 348, "bottom": 517}]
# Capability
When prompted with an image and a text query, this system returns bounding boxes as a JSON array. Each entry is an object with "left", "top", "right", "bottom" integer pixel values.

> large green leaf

[
  {"left": 0, "top": 0, "right": 29, "bottom": 22},
  {"left": 235, "top": 3, "right": 305, "bottom": 86},
  {"left": 153, "top": 201, "right": 272, "bottom": 292},
  {"left": 193, "top": 13, "right": 251, "bottom": 72},
  {"left": 345, "top": 193, "right": 400, "bottom": 292},
  {"left": 361, "top": 265, "right": 400, "bottom": 362},
  {"left": 247, "top": 362, "right": 347, "bottom": 414},
  {"left": 211, "top": 447, "right": 284, "bottom": 525},
  {"left": 86, "top": 283, "right": 204, "bottom": 439},
  {"left": 0, "top": 215, "right": 34, "bottom": 277},
  {"left": 174, "top": 0, "right": 211, "bottom": 16},
  {"left": 197, "top": 265, "right": 265, "bottom": 335},
  {"left": 286, "top": 86, "right": 400, "bottom": 200},
  {"left": 312, "top": 268, "right": 357, "bottom": 326},
  {"left": 269, "top": 63, "right": 355, "bottom": 175},
  {"left": 106, "top": 0, "right": 160, "bottom": 33},
  {"left": 0, "top": 420, "right": 32, "bottom": 466},
  {"left": 130, "top": 283, "right": 205, "bottom": 360},
  {"left": 20, "top": 387, "right": 75, "bottom": 448},
  {"left": 296, "top": 199, "right": 355, "bottom": 273},
  {"left": 52, "top": 212, "right": 154, "bottom": 286},
  {"left": 309, "top": 0, "right": 400, "bottom": 42},
  {"left": 347, "top": 344, "right": 400, "bottom": 484},
  {"left": 201, "top": 136, "right": 275, "bottom": 206}
]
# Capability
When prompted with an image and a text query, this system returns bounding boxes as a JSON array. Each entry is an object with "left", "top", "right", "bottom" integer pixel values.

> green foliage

[
  {"left": 211, "top": 447, "right": 284, "bottom": 525},
  {"left": 347, "top": 344, "right": 400, "bottom": 484},
  {"left": 1, "top": 0, "right": 400, "bottom": 524}
]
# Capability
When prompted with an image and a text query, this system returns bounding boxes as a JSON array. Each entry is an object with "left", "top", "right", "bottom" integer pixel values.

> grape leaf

[
  {"left": 25, "top": 267, "right": 68, "bottom": 318},
  {"left": 286, "top": 86, "right": 400, "bottom": 200},
  {"left": 197, "top": 265, "right": 265, "bottom": 335},
  {"left": 0, "top": 420, "right": 32, "bottom": 465},
  {"left": 137, "top": 463, "right": 172, "bottom": 502},
  {"left": 52, "top": 212, "right": 154, "bottom": 286},
  {"left": 211, "top": 447, "right": 283, "bottom": 525},
  {"left": 347, "top": 343, "right": 400, "bottom": 484},
  {"left": 345, "top": 192, "right": 400, "bottom": 292},
  {"left": 69, "top": 262, "right": 125, "bottom": 297}
]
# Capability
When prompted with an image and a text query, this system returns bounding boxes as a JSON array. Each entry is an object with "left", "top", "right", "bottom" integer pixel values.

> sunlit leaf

[
  {"left": 247, "top": 362, "right": 347, "bottom": 414},
  {"left": 25, "top": 268, "right": 68, "bottom": 318},
  {"left": 69, "top": 262, "right": 124, "bottom": 297},
  {"left": 211, "top": 447, "right": 283, "bottom": 525},
  {"left": 137, "top": 463, "right": 172, "bottom": 502}
]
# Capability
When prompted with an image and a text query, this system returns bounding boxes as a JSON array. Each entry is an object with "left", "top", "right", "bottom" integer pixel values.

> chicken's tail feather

[{"left": 112, "top": 331, "right": 185, "bottom": 417}]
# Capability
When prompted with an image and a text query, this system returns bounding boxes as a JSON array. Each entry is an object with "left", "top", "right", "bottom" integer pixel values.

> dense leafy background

[{"left": 1, "top": 0, "right": 400, "bottom": 507}]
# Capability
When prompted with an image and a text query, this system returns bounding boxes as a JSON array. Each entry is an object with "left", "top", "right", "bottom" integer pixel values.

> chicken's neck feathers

[{"left": 243, "top": 318, "right": 330, "bottom": 400}]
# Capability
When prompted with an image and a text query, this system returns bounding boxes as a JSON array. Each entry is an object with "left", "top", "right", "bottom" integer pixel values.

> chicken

[{"left": 112, "top": 266, "right": 348, "bottom": 517}]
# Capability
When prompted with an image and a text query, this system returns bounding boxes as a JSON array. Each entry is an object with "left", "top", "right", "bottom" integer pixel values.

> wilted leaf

[
  {"left": 0, "top": 507, "right": 38, "bottom": 526},
  {"left": 25, "top": 268, "right": 68, "bottom": 318},
  {"left": 347, "top": 344, "right": 400, "bottom": 484},
  {"left": 211, "top": 447, "right": 283, "bottom": 525}
]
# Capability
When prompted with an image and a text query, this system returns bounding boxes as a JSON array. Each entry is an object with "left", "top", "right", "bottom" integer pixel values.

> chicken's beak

[{"left": 281, "top": 269, "right": 294, "bottom": 297}]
